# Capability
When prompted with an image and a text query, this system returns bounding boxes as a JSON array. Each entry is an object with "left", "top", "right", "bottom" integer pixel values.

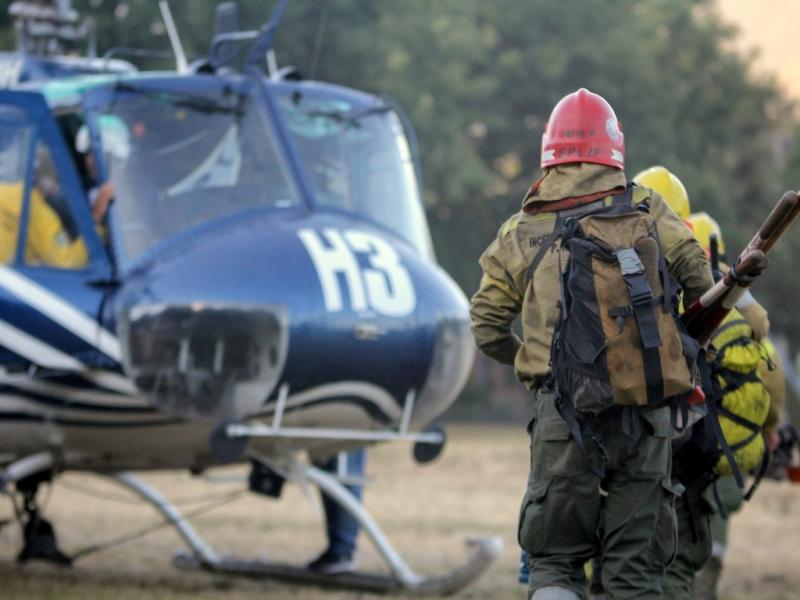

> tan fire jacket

[
  {"left": 737, "top": 298, "right": 770, "bottom": 343},
  {"left": 759, "top": 339, "right": 785, "bottom": 433},
  {"left": 470, "top": 163, "right": 714, "bottom": 390}
]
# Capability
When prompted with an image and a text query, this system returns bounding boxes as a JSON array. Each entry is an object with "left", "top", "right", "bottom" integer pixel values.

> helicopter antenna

[
  {"left": 243, "top": 0, "right": 289, "bottom": 72},
  {"left": 158, "top": 0, "right": 188, "bottom": 74},
  {"left": 309, "top": 5, "right": 329, "bottom": 80},
  {"left": 86, "top": 16, "right": 96, "bottom": 57},
  {"left": 266, "top": 49, "right": 279, "bottom": 79}
]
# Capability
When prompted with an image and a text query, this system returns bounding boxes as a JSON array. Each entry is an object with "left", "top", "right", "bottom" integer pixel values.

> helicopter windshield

[
  {"left": 277, "top": 92, "right": 434, "bottom": 259},
  {"left": 97, "top": 85, "right": 299, "bottom": 263}
]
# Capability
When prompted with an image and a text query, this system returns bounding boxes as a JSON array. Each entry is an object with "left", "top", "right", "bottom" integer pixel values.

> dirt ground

[{"left": 0, "top": 424, "right": 798, "bottom": 600}]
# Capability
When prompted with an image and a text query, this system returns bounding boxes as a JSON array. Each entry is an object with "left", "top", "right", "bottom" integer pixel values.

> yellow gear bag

[{"left": 710, "top": 309, "right": 771, "bottom": 477}]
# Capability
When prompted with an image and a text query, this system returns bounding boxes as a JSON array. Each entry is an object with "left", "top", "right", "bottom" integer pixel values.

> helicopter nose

[
  {"left": 117, "top": 301, "right": 288, "bottom": 420},
  {"left": 411, "top": 275, "right": 475, "bottom": 427},
  {"left": 114, "top": 209, "right": 474, "bottom": 426}
]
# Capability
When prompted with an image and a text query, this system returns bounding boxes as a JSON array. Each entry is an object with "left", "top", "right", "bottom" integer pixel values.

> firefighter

[
  {"left": 0, "top": 146, "right": 89, "bottom": 268},
  {"left": 470, "top": 88, "right": 713, "bottom": 599},
  {"left": 0, "top": 115, "right": 126, "bottom": 268},
  {"left": 687, "top": 212, "right": 783, "bottom": 600}
]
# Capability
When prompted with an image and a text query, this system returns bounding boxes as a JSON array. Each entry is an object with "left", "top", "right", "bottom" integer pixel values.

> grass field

[{"left": 0, "top": 424, "right": 798, "bottom": 599}]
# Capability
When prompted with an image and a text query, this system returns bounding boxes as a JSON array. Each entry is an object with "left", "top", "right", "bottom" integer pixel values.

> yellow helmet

[
  {"left": 633, "top": 165, "right": 691, "bottom": 220},
  {"left": 687, "top": 211, "right": 725, "bottom": 255}
]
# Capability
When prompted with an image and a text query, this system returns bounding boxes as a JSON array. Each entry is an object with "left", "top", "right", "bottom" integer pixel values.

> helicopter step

[{"left": 113, "top": 464, "right": 502, "bottom": 597}]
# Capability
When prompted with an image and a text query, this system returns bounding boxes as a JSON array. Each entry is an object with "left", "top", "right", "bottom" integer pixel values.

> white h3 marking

[{"left": 298, "top": 229, "right": 416, "bottom": 317}]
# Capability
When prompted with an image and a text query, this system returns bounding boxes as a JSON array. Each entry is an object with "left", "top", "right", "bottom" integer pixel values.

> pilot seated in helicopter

[{"left": 0, "top": 116, "right": 125, "bottom": 269}]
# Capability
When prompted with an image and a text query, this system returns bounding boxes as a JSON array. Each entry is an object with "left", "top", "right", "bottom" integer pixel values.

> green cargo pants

[
  {"left": 518, "top": 389, "right": 680, "bottom": 600},
  {"left": 662, "top": 479, "right": 716, "bottom": 599}
]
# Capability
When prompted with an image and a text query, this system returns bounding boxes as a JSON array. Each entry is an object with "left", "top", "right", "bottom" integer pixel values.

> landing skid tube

[
  {"left": 172, "top": 539, "right": 500, "bottom": 595},
  {"left": 111, "top": 465, "right": 502, "bottom": 596}
]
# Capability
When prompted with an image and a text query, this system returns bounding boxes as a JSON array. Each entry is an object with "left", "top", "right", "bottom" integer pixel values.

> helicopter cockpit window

[
  {"left": 22, "top": 142, "right": 88, "bottom": 269},
  {"left": 99, "top": 87, "right": 299, "bottom": 263},
  {"left": 0, "top": 107, "right": 32, "bottom": 264},
  {"left": 0, "top": 108, "right": 86, "bottom": 269},
  {"left": 278, "top": 93, "right": 434, "bottom": 260}
]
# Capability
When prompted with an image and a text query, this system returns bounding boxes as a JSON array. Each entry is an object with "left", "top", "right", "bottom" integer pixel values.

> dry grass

[{"left": 0, "top": 424, "right": 797, "bottom": 599}]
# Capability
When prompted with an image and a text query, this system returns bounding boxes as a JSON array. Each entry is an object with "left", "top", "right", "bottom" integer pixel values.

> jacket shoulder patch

[{"left": 499, "top": 213, "right": 522, "bottom": 237}]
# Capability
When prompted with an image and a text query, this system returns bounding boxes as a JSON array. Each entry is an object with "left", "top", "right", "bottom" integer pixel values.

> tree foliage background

[{"left": 1, "top": 0, "right": 798, "bottom": 417}]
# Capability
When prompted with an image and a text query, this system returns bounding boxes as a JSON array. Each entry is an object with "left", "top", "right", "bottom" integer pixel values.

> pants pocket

[
  {"left": 652, "top": 478, "right": 682, "bottom": 567},
  {"left": 534, "top": 395, "right": 592, "bottom": 479},
  {"left": 684, "top": 512, "right": 712, "bottom": 570},
  {"left": 633, "top": 429, "right": 671, "bottom": 477},
  {"left": 540, "top": 419, "right": 590, "bottom": 477},
  {"left": 681, "top": 486, "right": 714, "bottom": 570},
  {"left": 518, "top": 480, "right": 550, "bottom": 556}
]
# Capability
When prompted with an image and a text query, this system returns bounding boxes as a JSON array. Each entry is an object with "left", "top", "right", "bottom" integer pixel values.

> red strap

[
  {"left": 523, "top": 187, "right": 626, "bottom": 215},
  {"left": 688, "top": 385, "right": 706, "bottom": 406}
]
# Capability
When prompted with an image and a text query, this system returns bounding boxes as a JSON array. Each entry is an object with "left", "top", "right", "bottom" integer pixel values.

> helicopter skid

[
  {"left": 112, "top": 465, "right": 502, "bottom": 596},
  {"left": 172, "top": 537, "right": 502, "bottom": 596}
]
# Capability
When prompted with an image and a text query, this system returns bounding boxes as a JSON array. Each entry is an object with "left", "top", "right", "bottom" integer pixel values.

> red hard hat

[{"left": 540, "top": 88, "right": 625, "bottom": 169}]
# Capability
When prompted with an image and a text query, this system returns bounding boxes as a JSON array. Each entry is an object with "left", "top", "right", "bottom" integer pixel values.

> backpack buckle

[
  {"left": 628, "top": 281, "right": 654, "bottom": 306},
  {"left": 616, "top": 248, "right": 653, "bottom": 305},
  {"left": 615, "top": 248, "right": 644, "bottom": 276}
]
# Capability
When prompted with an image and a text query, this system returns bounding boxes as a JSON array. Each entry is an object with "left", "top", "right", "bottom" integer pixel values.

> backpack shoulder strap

[
  {"left": 703, "top": 361, "right": 747, "bottom": 490},
  {"left": 524, "top": 218, "right": 564, "bottom": 286},
  {"left": 604, "top": 183, "right": 650, "bottom": 214},
  {"left": 613, "top": 183, "right": 637, "bottom": 205},
  {"left": 524, "top": 188, "right": 632, "bottom": 286},
  {"left": 743, "top": 439, "right": 770, "bottom": 501}
]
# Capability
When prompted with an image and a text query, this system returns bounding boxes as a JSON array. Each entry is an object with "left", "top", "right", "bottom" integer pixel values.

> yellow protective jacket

[
  {"left": 0, "top": 182, "right": 88, "bottom": 268},
  {"left": 470, "top": 163, "right": 714, "bottom": 390}
]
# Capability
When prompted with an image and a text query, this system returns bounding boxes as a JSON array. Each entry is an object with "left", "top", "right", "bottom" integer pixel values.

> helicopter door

[{"left": 0, "top": 90, "right": 118, "bottom": 371}]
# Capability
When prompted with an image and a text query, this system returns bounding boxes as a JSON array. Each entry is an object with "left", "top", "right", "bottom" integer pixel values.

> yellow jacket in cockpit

[{"left": 0, "top": 181, "right": 88, "bottom": 268}]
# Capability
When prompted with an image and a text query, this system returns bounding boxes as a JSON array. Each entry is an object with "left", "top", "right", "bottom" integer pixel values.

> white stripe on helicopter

[
  {"left": 257, "top": 380, "right": 404, "bottom": 422},
  {"left": 0, "top": 365, "right": 402, "bottom": 426},
  {"left": 1, "top": 373, "right": 149, "bottom": 408},
  {"left": 0, "top": 384, "right": 401, "bottom": 431},
  {"left": 0, "top": 391, "right": 164, "bottom": 424},
  {"left": 0, "top": 319, "right": 85, "bottom": 372},
  {"left": 0, "top": 264, "right": 122, "bottom": 362},
  {"left": 0, "top": 318, "right": 135, "bottom": 395}
]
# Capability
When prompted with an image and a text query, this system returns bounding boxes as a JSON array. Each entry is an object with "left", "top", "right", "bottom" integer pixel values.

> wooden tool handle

[
  {"left": 683, "top": 192, "right": 799, "bottom": 345},
  {"left": 682, "top": 249, "right": 767, "bottom": 337},
  {"left": 743, "top": 191, "right": 799, "bottom": 255},
  {"left": 761, "top": 191, "right": 798, "bottom": 240},
  {"left": 762, "top": 191, "right": 800, "bottom": 254}
]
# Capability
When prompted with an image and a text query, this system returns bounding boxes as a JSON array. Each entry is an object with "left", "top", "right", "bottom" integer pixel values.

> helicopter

[{"left": 0, "top": 0, "right": 500, "bottom": 594}]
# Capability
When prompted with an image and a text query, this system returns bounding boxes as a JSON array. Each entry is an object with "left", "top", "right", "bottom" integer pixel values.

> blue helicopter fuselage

[{"left": 0, "top": 60, "right": 474, "bottom": 469}]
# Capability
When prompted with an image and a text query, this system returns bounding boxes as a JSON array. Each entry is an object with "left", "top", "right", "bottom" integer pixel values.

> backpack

[
  {"left": 709, "top": 310, "right": 771, "bottom": 478},
  {"left": 673, "top": 309, "right": 771, "bottom": 506},
  {"left": 528, "top": 185, "right": 699, "bottom": 418}
]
